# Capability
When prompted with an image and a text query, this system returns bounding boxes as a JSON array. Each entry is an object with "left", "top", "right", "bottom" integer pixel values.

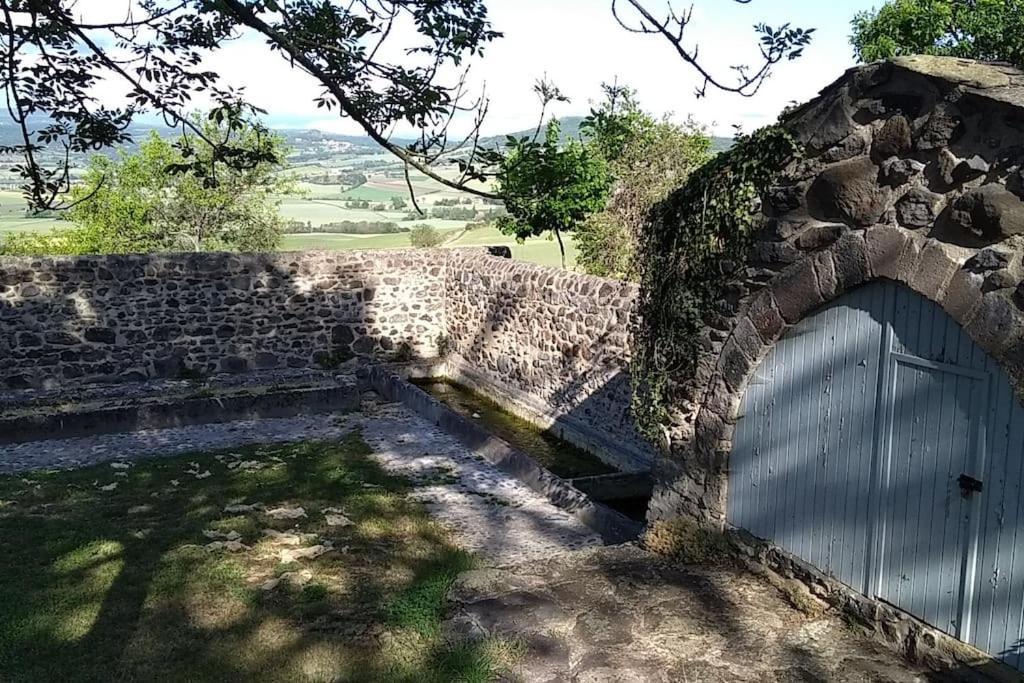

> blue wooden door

[
  {"left": 874, "top": 351, "right": 987, "bottom": 639},
  {"left": 729, "top": 280, "right": 1024, "bottom": 668}
]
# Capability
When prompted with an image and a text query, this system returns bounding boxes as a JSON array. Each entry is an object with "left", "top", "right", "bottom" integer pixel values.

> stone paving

[
  {"left": 446, "top": 545, "right": 942, "bottom": 683},
  {"left": 359, "top": 395, "right": 604, "bottom": 564},
  {"left": 1, "top": 393, "right": 603, "bottom": 564}
]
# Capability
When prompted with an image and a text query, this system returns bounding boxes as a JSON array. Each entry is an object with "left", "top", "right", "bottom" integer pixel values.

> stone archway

[
  {"left": 689, "top": 226, "right": 1024, "bottom": 527},
  {"left": 644, "top": 54, "right": 1024, "bottom": 673},
  {"left": 648, "top": 56, "right": 1024, "bottom": 530}
]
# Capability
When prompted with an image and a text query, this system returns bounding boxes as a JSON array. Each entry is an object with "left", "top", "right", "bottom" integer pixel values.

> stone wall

[
  {"left": 0, "top": 250, "right": 446, "bottom": 389},
  {"left": 649, "top": 56, "right": 1024, "bottom": 527},
  {"left": 444, "top": 250, "right": 653, "bottom": 472},
  {"left": 0, "top": 247, "right": 651, "bottom": 470}
]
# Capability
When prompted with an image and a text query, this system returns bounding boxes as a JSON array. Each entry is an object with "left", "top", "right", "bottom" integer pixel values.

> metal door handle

[{"left": 958, "top": 474, "right": 983, "bottom": 496}]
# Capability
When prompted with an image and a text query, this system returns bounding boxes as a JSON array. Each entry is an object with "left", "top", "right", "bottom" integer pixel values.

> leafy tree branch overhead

[
  {"left": 612, "top": 0, "right": 815, "bottom": 98},
  {"left": 0, "top": 0, "right": 812, "bottom": 213},
  {"left": 1, "top": 0, "right": 503, "bottom": 210}
]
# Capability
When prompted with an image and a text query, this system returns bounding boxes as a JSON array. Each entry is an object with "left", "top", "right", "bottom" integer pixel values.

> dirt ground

[{"left": 443, "top": 544, "right": 955, "bottom": 683}]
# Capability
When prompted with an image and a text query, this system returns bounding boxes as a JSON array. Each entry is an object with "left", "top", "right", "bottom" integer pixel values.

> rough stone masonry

[
  {"left": 642, "top": 56, "right": 1024, "bottom": 676},
  {"left": 0, "top": 246, "right": 655, "bottom": 470},
  {"left": 648, "top": 55, "right": 1024, "bottom": 528}
]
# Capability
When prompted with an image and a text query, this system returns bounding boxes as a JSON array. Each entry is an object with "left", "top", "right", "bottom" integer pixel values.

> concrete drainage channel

[
  {"left": 0, "top": 378, "right": 361, "bottom": 445},
  {"left": 361, "top": 363, "right": 648, "bottom": 545}
]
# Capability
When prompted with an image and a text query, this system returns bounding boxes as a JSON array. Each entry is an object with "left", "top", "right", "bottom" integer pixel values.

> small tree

[
  {"left": 1, "top": 111, "right": 291, "bottom": 256},
  {"left": 409, "top": 224, "right": 445, "bottom": 248},
  {"left": 851, "top": 0, "right": 1024, "bottom": 65},
  {"left": 492, "top": 120, "right": 610, "bottom": 268},
  {"left": 391, "top": 196, "right": 408, "bottom": 210}
]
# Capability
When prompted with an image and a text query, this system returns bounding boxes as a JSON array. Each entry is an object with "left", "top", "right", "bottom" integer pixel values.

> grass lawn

[
  {"left": 445, "top": 226, "right": 578, "bottom": 270},
  {"left": 0, "top": 432, "right": 518, "bottom": 682},
  {"left": 281, "top": 225, "right": 577, "bottom": 270}
]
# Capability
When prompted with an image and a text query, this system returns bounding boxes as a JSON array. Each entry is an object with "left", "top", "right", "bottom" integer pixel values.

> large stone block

[
  {"left": 950, "top": 184, "right": 1024, "bottom": 240},
  {"left": 916, "top": 105, "right": 965, "bottom": 150},
  {"left": 719, "top": 339, "right": 753, "bottom": 393},
  {"left": 821, "top": 128, "right": 870, "bottom": 163},
  {"left": 870, "top": 115, "right": 912, "bottom": 162},
  {"left": 881, "top": 157, "right": 925, "bottom": 187},
  {"left": 908, "top": 240, "right": 960, "bottom": 300},
  {"left": 812, "top": 250, "right": 839, "bottom": 300},
  {"left": 801, "top": 93, "right": 859, "bottom": 154},
  {"left": 771, "top": 260, "right": 824, "bottom": 324},
  {"left": 731, "top": 316, "right": 766, "bottom": 365},
  {"left": 940, "top": 268, "right": 985, "bottom": 327},
  {"left": 795, "top": 224, "right": 843, "bottom": 251},
  {"left": 807, "top": 157, "right": 892, "bottom": 227},
  {"left": 745, "top": 289, "right": 784, "bottom": 344},
  {"left": 896, "top": 186, "right": 944, "bottom": 229},
  {"left": 830, "top": 231, "right": 872, "bottom": 290},
  {"left": 965, "top": 292, "right": 1024, "bottom": 357},
  {"left": 864, "top": 226, "right": 911, "bottom": 281}
]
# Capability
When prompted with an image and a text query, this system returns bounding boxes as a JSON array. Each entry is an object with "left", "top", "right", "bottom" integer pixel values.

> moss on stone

[{"left": 643, "top": 517, "right": 730, "bottom": 565}]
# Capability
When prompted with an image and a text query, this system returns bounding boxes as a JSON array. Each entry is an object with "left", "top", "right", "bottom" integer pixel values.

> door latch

[{"left": 958, "top": 473, "right": 984, "bottom": 496}]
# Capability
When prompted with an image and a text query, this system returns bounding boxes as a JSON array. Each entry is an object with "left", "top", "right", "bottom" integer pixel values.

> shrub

[{"left": 409, "top": 224, "right": 444, "bottom": 248}]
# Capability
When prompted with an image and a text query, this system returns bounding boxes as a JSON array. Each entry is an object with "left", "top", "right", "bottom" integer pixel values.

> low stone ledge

[
  {"left": 361, "top": 363, "right": 643, "bottom": 544},
  {"left": 441, "top": 356, "right": 655, "bottom": 474},
  {"left": 566, "top": 472, "right": 653, "bottom": 502},
  {"left": 728, "top": 528, "right": 1019, "bottom": 682},
  {"left": 0, "top": 379, "right": 360, "bottom": 445}
]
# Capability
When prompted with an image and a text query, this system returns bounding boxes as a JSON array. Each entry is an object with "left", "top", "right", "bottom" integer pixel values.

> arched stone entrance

[
  {"left": 730, "top": 278, "right": 1024, "bottom": 667},
  {"left": 645, "top": 56, "right": 1024, "bottom": 671}
]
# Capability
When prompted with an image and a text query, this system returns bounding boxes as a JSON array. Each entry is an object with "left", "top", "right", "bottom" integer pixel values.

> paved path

[
  {"left": 1, "top": 394, "right": 603, "bottom": 564},
  {"left": 359, "top": 395, "right": 603, "bottom": 564}
]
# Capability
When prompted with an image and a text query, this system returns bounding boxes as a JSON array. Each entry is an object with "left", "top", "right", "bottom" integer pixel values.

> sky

[
  {"left": 225, "top": 0, "right": 882, "bottom": 137},
  {"left": 90, "top": 0, "right": 883, "bottom": 138}
]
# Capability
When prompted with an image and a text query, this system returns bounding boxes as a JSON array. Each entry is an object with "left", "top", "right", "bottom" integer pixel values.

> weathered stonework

[
  {"left": 649, "top": 54, "right": 1024, "bottom": 522},
  {"left": 443, "top": 250, "right": 653, "bottom": 472},
  {"left": 0, "top": 250, "right": 447, "bottom": 388},
  {"left": 647, "top": 55, "right": 1024, "bottom": 677},
  {"left": 0, "top": 247, "right": 651, "bottom": 471}
]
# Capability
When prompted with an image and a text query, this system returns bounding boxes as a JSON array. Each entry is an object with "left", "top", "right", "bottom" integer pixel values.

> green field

[
  {"left": 0, "top": 190, "right": 26, "bottom": 217},
  {"left": 1, "top": 183, "right": 574, "bottom": 270},
  {"left": 0, "top": 190, "right": 66, "bottom": 236},
  {"left": 280, "top": 224, "right": 576, "bottom": 270},
  {"left": 340, "top": 184, "right": 409, "bottom": 202},
  {"left": 278, "top": 199, "right": 397, "bottom": 224}
]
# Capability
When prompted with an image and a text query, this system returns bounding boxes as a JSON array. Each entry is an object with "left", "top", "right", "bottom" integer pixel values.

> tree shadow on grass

[{"left": 0, "top": 431, "right": 511, "bottom": 683}]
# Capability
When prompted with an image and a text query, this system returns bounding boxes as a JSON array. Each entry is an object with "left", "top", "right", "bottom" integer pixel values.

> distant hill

[
  {"left": 0, "top": 114, "right": 734, "bottom": 162},
  {"left": 477, "top": 116, "right": 586, "bottom": 148},
  {"left": 479, "top": 116, "right": 733, "bottom": 153}
]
